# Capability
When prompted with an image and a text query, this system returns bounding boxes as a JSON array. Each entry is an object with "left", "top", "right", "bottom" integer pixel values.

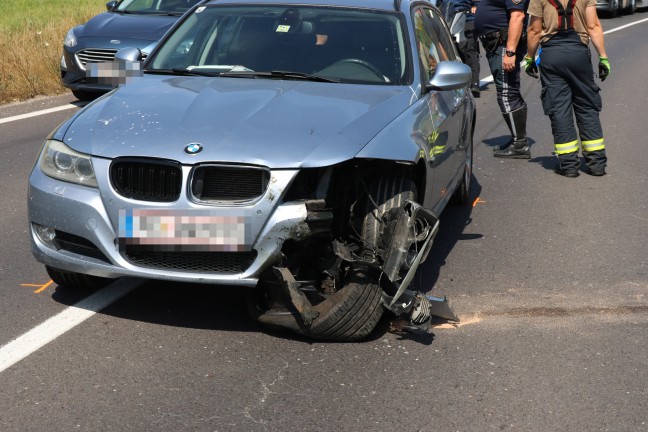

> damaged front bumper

[{"left": 252, "top": 200, "right": 459, "bottom": 336}]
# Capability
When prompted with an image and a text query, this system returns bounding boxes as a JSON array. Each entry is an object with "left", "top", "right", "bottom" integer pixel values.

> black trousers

[
  {"left": 459, "top": 20, "right": 480, "bottom": 87},
  {"left": 539, "top": 31, "right": 605, "bottom": 167},
  {"left": 484, "top": 42, "right": 526, "bottom": 113}
]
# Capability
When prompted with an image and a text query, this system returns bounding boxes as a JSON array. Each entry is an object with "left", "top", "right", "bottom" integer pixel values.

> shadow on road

[
  {"left": 418, "top": 174, "right": 483, "bottom": 296},
  {"left": 529, "top": 155, "right": 557, "bottom": 173},
  {"left": 52, "top": 281, "right": 260, "bottom": 333}
]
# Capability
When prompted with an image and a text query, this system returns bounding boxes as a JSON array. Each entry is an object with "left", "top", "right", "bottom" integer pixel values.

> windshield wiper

[
  {"left": 144, "top": 68, "right": 219, "bottom": 77},
  {"left": 146, "top": 12, "right": 184, "bottom": 16},
  {"left": 115, "top": 10, "right": 182, "bottom": 16},
  {"left": 218, "top": 70, "right": 340, "bottom": 83}
]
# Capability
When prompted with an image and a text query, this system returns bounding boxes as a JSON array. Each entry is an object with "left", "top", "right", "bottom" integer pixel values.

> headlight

[
  {"left": 64, "top": 29, "right": 77, "bottom": 48},
  {"left": 39, "top": 140, "right": 98, "bottom": 187}
]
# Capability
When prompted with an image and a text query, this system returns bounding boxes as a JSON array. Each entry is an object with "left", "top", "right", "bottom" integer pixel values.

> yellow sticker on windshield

[{"left": 276, "top": 25, "right": 291, "bottom": 32}]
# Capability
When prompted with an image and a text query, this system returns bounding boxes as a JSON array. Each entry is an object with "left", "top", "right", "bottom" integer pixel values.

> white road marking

[
  {"left": 0, "top": 278, "right": 141, "bottom": 373},
  {"left": 604, "top": 17, "right": 648, "bottom": 35},
  {"left": 0, "top": 103, "right": 81, "bottom": 125}
]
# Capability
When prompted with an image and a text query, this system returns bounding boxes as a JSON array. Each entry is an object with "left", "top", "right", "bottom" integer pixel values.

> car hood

[
  {"left": 61, "top": 75, "right": 415, "bottom": 168},
  {"left": 77, "top": 12, "right": 178, "bottom": 41}
]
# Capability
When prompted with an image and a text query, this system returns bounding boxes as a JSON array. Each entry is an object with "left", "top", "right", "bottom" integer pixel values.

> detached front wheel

[
  {"left": 248, "top": 271, "right": 383, "bottom": 342},
  {"left": 249, "top": 176, "right": 419, "bottom": 342},
  {"left": 310, "top": 175, "right": 420, "bottom": 340}
]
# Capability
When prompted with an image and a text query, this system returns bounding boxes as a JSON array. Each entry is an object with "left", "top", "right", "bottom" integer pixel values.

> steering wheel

[{"left": 332, "top": 58, "right": 387, "bottom": 81}]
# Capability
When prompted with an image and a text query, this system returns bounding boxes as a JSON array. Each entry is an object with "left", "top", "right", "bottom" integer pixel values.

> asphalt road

[{"left": 1, "top": 12, "right": 647, "bottom": 431}]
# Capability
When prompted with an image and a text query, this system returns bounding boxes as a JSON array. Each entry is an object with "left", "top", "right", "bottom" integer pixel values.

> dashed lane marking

[{"left": 0, "top": 278, "right": 142, "bottom": 373}]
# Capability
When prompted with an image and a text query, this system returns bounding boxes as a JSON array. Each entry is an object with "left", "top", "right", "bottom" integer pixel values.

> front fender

[{"left": 356, "top": 97, "right": 428, "bottom": 164}]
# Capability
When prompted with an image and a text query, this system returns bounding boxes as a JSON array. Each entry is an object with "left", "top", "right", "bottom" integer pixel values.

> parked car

[
  {"left": 61, "top": 0, "right": 205, "bottom": 100},
  {"left": 596, "top": 0, "right": 636, "bottom": 17},
  {"left": 31, "top": 0, "right": 475, "bottom": 341}
]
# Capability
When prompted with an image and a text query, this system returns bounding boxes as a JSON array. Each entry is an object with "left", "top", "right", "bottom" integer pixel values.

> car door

[{"left": 412, "top": 5, "right": 468, "bottom": 212}]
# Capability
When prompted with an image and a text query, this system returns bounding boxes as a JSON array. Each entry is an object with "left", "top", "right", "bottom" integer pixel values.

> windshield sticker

[
  {"left": 195, "top": 6, "right": 206, "bottom": 13},
  {"left": 276, "top": 25, "right": 291, "bottom": 32}
]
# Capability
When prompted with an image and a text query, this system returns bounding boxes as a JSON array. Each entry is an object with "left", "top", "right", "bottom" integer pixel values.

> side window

[
  {"left": 413, "top": 7, "right": 456, "bottom": 82},
  {"left": 425, "top": 8, "right": 459, "bottom": 62}
]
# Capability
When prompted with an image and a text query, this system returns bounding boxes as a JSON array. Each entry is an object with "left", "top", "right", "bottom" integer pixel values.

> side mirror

[
  {"left": 106, "top": 1, "right": 118, "bottom": 10},
  {"left": 114, "top": 47, "right": 142, "bottom": 63},
  {"left": 426, "top": 61, "right": 471, "bottom": 92}
]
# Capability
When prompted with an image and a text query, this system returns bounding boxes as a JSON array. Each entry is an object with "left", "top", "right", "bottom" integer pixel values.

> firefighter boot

[
  {"left": 582, "top": 150, "right": 607, "bottom": 176},
  {"left": 554, "top": 152, "right": 580, "bottom": 177},
  {"left": 493, "top": 106, "right": 531, "bottom": 159}
]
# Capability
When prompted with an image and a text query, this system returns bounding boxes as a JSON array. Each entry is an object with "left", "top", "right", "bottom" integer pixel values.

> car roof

[{"left": 202, "top": 0, "right": 402, "bottom": 12}]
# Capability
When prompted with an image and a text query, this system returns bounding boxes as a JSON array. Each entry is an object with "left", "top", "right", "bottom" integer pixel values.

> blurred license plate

[{"left": 118, "top": 209, "right": 249, "bottom": 252}]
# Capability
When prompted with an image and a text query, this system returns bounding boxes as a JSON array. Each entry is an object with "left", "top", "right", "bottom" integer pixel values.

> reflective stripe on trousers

[
  {"left": 485, "top": 45, "right": 526, "bottom": 113},
  {"left": 540, "top": 31, "right": 604, "bottom": 153}
]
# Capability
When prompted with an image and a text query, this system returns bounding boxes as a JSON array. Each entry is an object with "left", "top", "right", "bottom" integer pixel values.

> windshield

[
  {"left": 116, "top": 0, "right": 203, "bottom": 15},
  {"left": 148, "top": 5, "right": 409, "bottom": 85}
]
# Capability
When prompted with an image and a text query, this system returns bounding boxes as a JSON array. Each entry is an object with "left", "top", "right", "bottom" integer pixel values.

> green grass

[{"left": 0, "top": 0, "right": 106, "bottom": 104}]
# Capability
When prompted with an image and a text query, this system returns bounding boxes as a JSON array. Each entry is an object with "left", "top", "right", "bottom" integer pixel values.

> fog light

[{"left": 35, "top": 224, "right": 56, "bottom": 244}]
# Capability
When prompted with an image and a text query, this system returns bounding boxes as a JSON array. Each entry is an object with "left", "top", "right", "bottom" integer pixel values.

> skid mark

[
  {"left": 487, "top": 305, "right": 648, "bottom": 319},
  {"left": 432, "top": 315, "right": 482, "bottom": 329},
  {"left": 432, "top": 304, "right": 648, "bottom": 329}
]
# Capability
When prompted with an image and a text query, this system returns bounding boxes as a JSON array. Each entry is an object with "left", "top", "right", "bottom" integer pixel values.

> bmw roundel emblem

[{"left": 184, "top": 143, "right": 203, "bottom": 154}]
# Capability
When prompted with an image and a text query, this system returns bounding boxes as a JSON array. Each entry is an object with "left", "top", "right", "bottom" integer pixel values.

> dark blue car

[{"left": 61, "top": 0, "right": 204, "bottom": 100}]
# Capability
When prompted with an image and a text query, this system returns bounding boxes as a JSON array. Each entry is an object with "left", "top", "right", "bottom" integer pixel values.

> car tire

[
  {"left": 623, "top": 0, "right": 636, "bottom": 14},
  {"left": 361, "top": 176, "right": 418, "bottom": 249},
  {"left": 608, "top": 0, "right": 619, "bottom": 17},
  {"left": 247, "top": 271, "right": 383, "bottom": 342},
  {"left": 450, "top": 136, "right": 473, "bottom": 206},
  {"left": 71, "top": 89, "right": 100, "bottom": 101},
  {"left": 249, "top": 176, "right": 419, "bottom": 341},
  {"left": 307, "top": 271, "right": 384, "bottom": 341},
  {"left": 46, "top": 265, "right": 111, "bottom": 290},
  {"left": 313, "top": 176, "right": 421, "bottom": 340}
]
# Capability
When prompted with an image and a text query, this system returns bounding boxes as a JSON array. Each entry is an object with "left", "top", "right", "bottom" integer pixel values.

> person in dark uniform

[
  {"left": 464, "top": 1, "right": 482, "bottom": 97},
  {"left": 440, "top": 0, "right": 482, "bottom": 97},
  {"left": 475, "top": 0, "right": 530, "bottom": 159},
  {"left": 524, "top": 0, "right": 609, "bottom": 177}
]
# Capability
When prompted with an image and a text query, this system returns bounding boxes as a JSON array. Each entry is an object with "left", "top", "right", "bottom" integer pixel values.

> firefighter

[
  {"left": 525, "top": 0, "right": 609, "bottom": 177},
  {"left": 475, "top": 0, "right": 530, "bottom": 159}
]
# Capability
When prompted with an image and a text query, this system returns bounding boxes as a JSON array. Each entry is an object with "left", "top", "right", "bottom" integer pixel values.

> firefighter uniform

[
  {"left": 526, "top": 0, "right": 608, "bottom": 176},
  {"left": 475, "top": 0, "right": 530, "bottom": 159}
]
